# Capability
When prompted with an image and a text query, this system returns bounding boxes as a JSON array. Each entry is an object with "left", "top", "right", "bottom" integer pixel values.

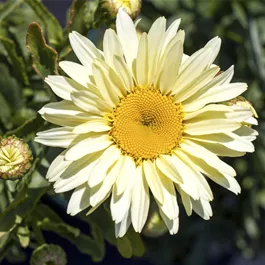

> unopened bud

[
  {"left": 0, "top": 136, "right": 33, "bottom": 180},
  {"left": 99, "top": 0, "right": 142, "bottom": 21},
  {"left": 30, "top": 244, "right": 67, "bottom": 265}
]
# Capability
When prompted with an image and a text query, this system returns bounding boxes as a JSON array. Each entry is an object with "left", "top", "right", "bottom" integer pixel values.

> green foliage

[{"left": 0, "top": 0, "right": 264, "bottom": 264}]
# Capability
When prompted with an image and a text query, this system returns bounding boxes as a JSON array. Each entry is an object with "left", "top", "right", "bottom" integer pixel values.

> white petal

[
  {"left": 73, "top": 119, "right": 111, "bottom": 134},
  {"left": 88, "top": 145, "right": 120, "bottom": 187},
  {"left": 183, "top": 83, "right": 247, "bottom": 112},
  {"left": 89, "top": 156, "right": 124, "bottom": 207},
  {"left": 69, "top": 31, "right": 102, "bottom": 68},
  {"left": 131, "top": 164, "right": 150, "bottom": 233},
  {"left": 115, "top": 211, "right": 131, "bottom": 238},
  {"left": 39, "top": 101, "right": 91, "bottom": 127},
  {"left": 136, "top": 33, "right": 148, "bottom": 86},
  {"left": 143, "top": 160, "right": 164, "bottom": 204},
  {"left": 46, "top": 151, "right": 71, "bottom": 182},
  {"left": 160, "top": 18, "right": 181, "bottom": 55},
  {"left": 67, "top": 183, "right": 91, "bottom": 216},
  {"left": 173, "top": 47, "right": 213, "bottom": 93},
  {"left": 159, "top": 41, "right": 183, "bottom": 94},
  {"left": 65, "top": 134, "right": 112, "bottom": 161},
  {"left": 157, "top": 176, "right": 179, "bottom": 220},
  {"left": 184, "top": 104, "right": 232, "bottom": 120},
  {"left": 174, "top": 66, "right": 219, "bottom": 102},
  {"left": 111, "top": 189, "right": 131, "bottom": 224},
  {"left": 191, "top": 198, "right": 213, "bottom": 220},
  {"left": 170, "top": 154, "right": 200, "bottom": 200},
  {"left": 115, "top": 156, "right": 136, "bottom": 195},
  {"left": 71, "top": 90, "right": 111, "bottom": 114},
  {"left": 180, "top": 140, "right": 236, "bottom": 177},
  {"left": 45, "top": 75, "right": 84, "bottom": 101},
  {"left": 92, "top": 59, "right": 125, "bottom": 106},
  {"left": 204, "top": 36, "right": 221, "bottom": 67},
  {"left": 184, "top": 118, "right": 241, "bottom": 135},
  {"left": 59, "top": 61, "right": 92, "bottom": 87},
  {"left": 113, "top": 54, "right": 134, "bottom": 92},
  {"left": 175, "top": 150, "right": 213, "bottom": 201},
  {"left": 103, "top": 29, "right": 123, "bottom": 67},
  {"left": 147, "top": 16, "right": 166, "bottom": 84},
  {"left": 185, "top": 132, "right": 254, "bottom": 153},
  {"left": 177, "top": 188, "right": 192, "bottom": 216},
  {"left": 54, "top": 152, "right": 101, "bottom": 193},
  {"left": 35, "top": 127, "right": 78, "bottom": 148},
  {"left": 156, "top": 155, "right": 183, "bottom": 184},
  {"left": 159, "top": 209, "right": 179, "bottom": 235},
  {"left": 116, "top": 8, "right": 138, "bottom": 70},
  {"left": 183, "top": 152, "right": 241, "bottom": 194}
]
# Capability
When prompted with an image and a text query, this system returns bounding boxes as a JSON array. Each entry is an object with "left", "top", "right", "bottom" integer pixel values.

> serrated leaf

[
  {"left": 26, "top": 22, "right": 58, "bottom": 79},
  {"left": 0, "top": 37, "right": 29, "bottom": 86},
  {"left": 117, "top": 236, "right": 133, "bottom": 259},
  {"left": 25, "top": 0, "right": 62, "bottom": 46}
]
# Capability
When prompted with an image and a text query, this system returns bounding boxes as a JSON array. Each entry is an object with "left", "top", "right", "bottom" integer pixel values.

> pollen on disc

[{"left": 109, "top": 87, "right": 183, "bottom": 160}]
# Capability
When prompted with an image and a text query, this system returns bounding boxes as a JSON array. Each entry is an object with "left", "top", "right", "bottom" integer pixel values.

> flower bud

[
  {"left": 99, "top": 0, "right": 142, "bottom": 20},
  {"left": 30, "top": 244, "right": 67, "bottom": 265},
  {"left": 0, "top": 136, "right": 33, "bottom": 180}
]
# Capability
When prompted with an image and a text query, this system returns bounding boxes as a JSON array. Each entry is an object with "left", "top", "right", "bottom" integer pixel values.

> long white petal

[
  {"left": 46, "top": 151, "right": 71, "bottom": 182},
  {"left": 69, "top": 31, "right": 102, "bottom": 68},
  {"left": 131, "top": 164, "right": 150, "bottom": 233},
  {"left": 65, "top": 134, "right": 112, "bottom": 161},
  {"left": 45, "top": 75, "right": 84, "bottom": 101},
  {"left": 67, "top": 183, "right": 91, "bottom": 216},
  {"left": 116, "top": 8, "right": 138, "bottom": 70},
  {"left": 39, "top": 101, "right": 91, "bottom": 127},
  {"left": 59, "top": 61, "right": 92, "bottom": 87},
  {"left": 35, "top": 127, "right": 78, "bottom": 148},
  {"left": 88, "top": 145, "right": 120, "bottom": 187}
]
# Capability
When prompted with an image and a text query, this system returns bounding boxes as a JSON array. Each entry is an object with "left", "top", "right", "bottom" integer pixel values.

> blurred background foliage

[{"left": 0, "top": 0, "right": 264, "bottom": 264}]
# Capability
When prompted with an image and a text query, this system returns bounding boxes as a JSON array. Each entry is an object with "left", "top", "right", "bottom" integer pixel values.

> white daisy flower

[{"left": 35, "top": 9, "right": 258, "bottom": 237}]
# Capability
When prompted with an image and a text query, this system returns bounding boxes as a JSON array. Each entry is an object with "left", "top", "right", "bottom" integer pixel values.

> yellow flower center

[{"left": 109, "top": 87, "right": 183, "bottom": 160}]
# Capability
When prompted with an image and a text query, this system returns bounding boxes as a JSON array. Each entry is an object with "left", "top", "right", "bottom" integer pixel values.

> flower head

[
  {"left": 0, "top": 135, "right": 33, "bottom": 180},
  {"left": 36, "top": 9, "right": 258, "bottom": 237}
]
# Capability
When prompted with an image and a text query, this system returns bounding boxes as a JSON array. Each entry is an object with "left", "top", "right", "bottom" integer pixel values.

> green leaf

[
  {"left": 0, "top": 0, "right": 23, "bottom": 22},
  {"left": 127, "top": 229, "right": 145, "bottom": 257},
  {"left": 0, "top": 92, "right": 11, "bottom": 119},
  {"left": 0, "top": 63, "right": 23, "bottom": 112},
  {"left": 39, "top": 218, "right": 104, "bottom": 261},
  {"left": 0, "top": 37, "right": 29, "bottom": 86},
  {"left": 0, "top": 171, "right": 49, "bottom": 239},
  {"left": 26, "top": 22, "right": 58, "bottom": 79},
  {"left": 25, "top": 0, "right": 63, "bottom": 46},
  {"left": 39, "top": 218, "right": 80, "bottom": 240},
  {"left": 117, "top": 236, "right": 132, "bottom": 258},
  {"left": 65, "top": 0, "right": 89, "bottom": 36}
]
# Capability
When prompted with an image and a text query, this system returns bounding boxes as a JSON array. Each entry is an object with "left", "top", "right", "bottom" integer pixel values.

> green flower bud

[
  {"left": 98, "top": 0, "right": 142, "bottom": 21},
  {"left": 30, "top": 244, "right": 67, "bottom": 265},
  {"left": 0, "top": 135, "right": 33, "bottom": 180}
]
